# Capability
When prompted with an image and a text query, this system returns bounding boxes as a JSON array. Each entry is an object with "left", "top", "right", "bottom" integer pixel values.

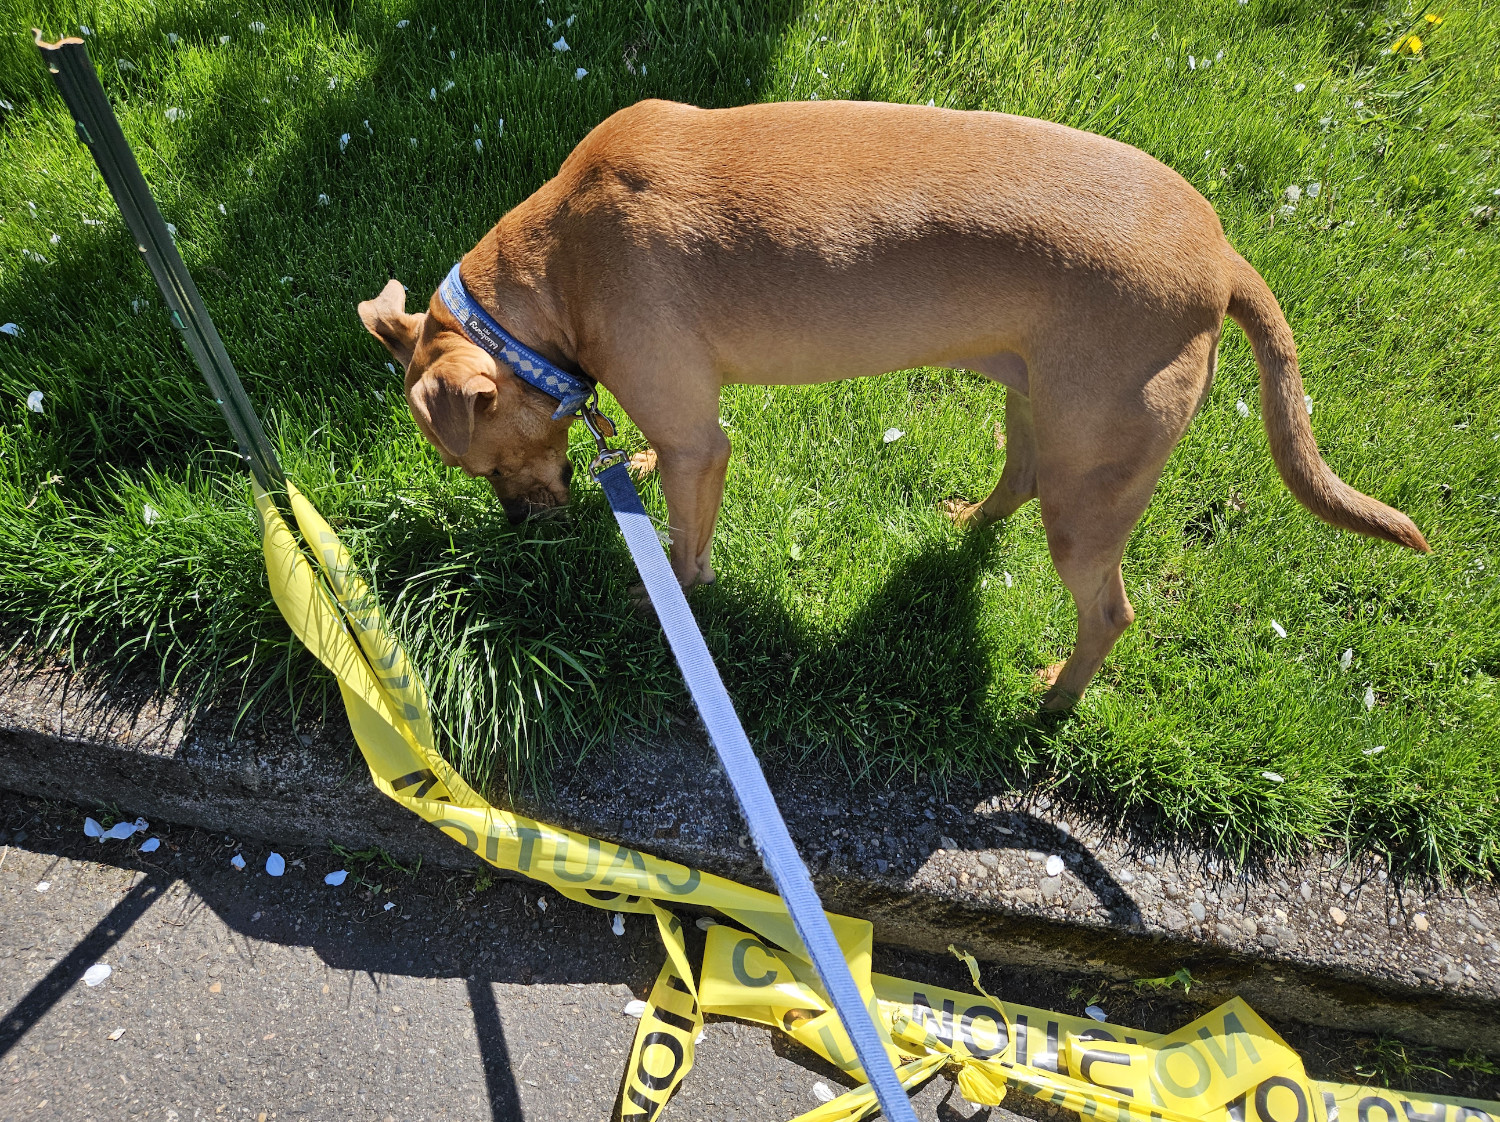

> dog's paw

[
  {"left": 1036, "top": 663, "right": 1080, "bottom": 711},
  {"left": 628, "top": 448, "right": 658, "bottom": 480},
  {"left": 940, "top": 498, "right": 990, "bottom": 529}
]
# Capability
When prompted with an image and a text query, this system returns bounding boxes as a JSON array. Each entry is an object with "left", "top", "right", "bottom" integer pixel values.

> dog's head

[{"left": 358, "top": 279, "right": 574, "bottom": 523}]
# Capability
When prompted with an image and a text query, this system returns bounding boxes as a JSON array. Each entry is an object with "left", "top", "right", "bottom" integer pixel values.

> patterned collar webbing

[{"left": 437, "top": 263, "right": 593, "bottom": 420}]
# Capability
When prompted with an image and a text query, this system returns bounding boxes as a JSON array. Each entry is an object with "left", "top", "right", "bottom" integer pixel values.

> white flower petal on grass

[
  {"left": 1294, "top": 82, "right": 1306, "bottom": 93},
  {"left": 1270, "top": 619, "right": 1287, "bottom": 638},
  {"left": 883, "top": 427, "right": 904, "bottom": 443},
  {"left": 474, "top": 138, "right": 483, "bottom": 152},
  {"left": 497, "top": 117, "right": 504, "bottom": 136},
  {"left": 553, "top": 35, "right": 570, "bottom": 51},
  {"left": 1307, "top": 181, "right": 1322, "bottom": 199},
  {"left": 1363, "top": 745, "right": 1386, "bottom": 757},
  {"left": 1044, "top": 854, "right": 1064, "bottom": 876},
  {"left": 1004, "top": 571, "right": 1014, "bottom": 587},
  {"left": 1283, "top": 184, "right": 1302, "bottom": 205},
  {"left": 1261, "top": 771, "right": 1285, "bottom": 783},
  {"left": 449, "top": 50, "right": 456, "bottom": 59},
  {"left": 219, "top": 35, "right": 231, "bottom": 45},
  {"left": 1304, "top": 394, "right": 1313, "bottom": 415},
  {"left": 79, "top": 24, "right": 93, "bottom": 36},
  {"left": 265, "top": 852, "right": 286, "bottom": 877},
  {"left": 3, "top": 323, "right": 23, "bottom": 338},
  {"left": 85, "top": 816, "right": 104, "bottom": 837},
  {"left": 574, "top": 68, "right": 587, "bottom": 80},
  {"left": 167, "top": 32, "right": 179, "bottom": 45},
  {"left": 339, "top": 133, "right": 350, "bottom": 151},
  {"left": 36, "top": 881, "right": 50, "bottom": 892},
  {"left": 249, "top": 21, "right": 265, "bottom": 33},
  {"left": 27, "top": 390, "right": 44, "bottom": 413},
  {"left": 384, "top": 901, "right": 396, "bottom": 911},
  {"left": 230, "top": 853, "right": 246, "bottom": 870},
  {"left": 813, "top": 1082, "right": 837, "bottom": 1104},
  {"left": 567, "top": 13, "right": 576, "bottom": 26},
  {"left": 1236, "top": 399, "right": 1250, "bottom": 418},
  {"left": 611, "top": 912, "right": 625, "bottom": 935},
  {"left": 1340, "top": 648, "right": 1353, "bottom": 671},
  {"left": 623, "top": 999, "right": 647, "bottom": 1018},
  {"left": 218, "top": 203, "right": 227, "bottom": 216},
  {"left": 317, "top": 193, "right": 329, "bottom": 206},
  {"left": 118, "top": 59, "right": 137, "bottom": 72},
  {"left": 1085, "top": 1005, "right": 1108, "bottom": 1022},
  {"left": 396, "top": 19, "right": 409, "bottom": 28},
  {"left": 429, "top": 88, "right": 437, "bottom": 100},
  {"left": 22, "top": 249, "right": 48, "bottom": 264},
  {"left": 325, "top": 869, "right": 348, "bottom": 885},
  {"left": 83, "top": 963, "right": 112, "bottom": 986},
  {"left": 443, "top": 80, "right": 455, "bottom": 91},
  {"left": 1188, "top": 55, "right": 1196, "bottom": 70},
  {"left": 142, "top": 504, "right": 160, "bottom": 526},
  {"left": 139, "top": 837, "right": 161, "bottom": 853},
  {"left": 165, "top": 107, "right": 184, "bottom": 122},
  {"left": 1363, "top": 685, "right": 1376, "bottom": 710},
  {"left": 165, "top": 223, "right": 177, "bottom": 237},
  {"left": 546, "top": 17, "right": 555, "bottom": 28},
  {"left": 364, "top": 119, "right": 373, "bottom": 134}
]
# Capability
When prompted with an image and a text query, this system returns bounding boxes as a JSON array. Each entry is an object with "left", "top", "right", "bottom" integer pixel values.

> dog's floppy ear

[
  {"left": 358, "top": 279, "right": 424, "bottom": 367},
  {"left": 408, "top": 366, "right": 496, "bottom": 458}
]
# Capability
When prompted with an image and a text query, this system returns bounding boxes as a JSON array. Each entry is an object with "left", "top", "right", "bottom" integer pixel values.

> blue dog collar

[{"left": 437, "top": 262, "right": 593, "bottom": 420}]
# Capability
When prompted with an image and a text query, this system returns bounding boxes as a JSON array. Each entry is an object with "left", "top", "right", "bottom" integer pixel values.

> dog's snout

[
  {"left": 501, "top": 499, "right": 529, "bottom": 525},
  {"left": 560, "top": 460, "right": 574, "bottom": 486}
]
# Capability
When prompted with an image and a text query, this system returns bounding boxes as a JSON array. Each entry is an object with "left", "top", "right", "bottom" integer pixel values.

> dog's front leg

[{"left": 654, "top": 428, "right": 732, "bottom": 588}]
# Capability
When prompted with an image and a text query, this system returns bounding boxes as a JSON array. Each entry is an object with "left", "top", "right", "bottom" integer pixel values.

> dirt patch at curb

[{"left": 2, "top": 662, "right": 1497, "bottom": 1054}]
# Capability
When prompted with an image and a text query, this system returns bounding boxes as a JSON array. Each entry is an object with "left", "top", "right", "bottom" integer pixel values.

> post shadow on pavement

[
  {"left": 467, "top": 975, "right": 526, "bottom": 1122},
  {"left": 0, "top": 865, "right": 172, "bottom": 1062}
]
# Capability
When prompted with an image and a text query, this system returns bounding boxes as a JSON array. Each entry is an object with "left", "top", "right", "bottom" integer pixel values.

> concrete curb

[{"left": 3, "top": 662, "right": 1497, "bottom": 1052}]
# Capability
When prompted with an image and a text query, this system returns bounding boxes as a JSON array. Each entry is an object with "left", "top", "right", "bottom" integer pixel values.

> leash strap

[
  {"left": 438, "top": 263, "right": 594, "bottom": 420},
  {"left": 594, "top": 459, "right": 921, "bottom": 1122},
  {"left": 36, "top": 33, "right": 285, "bottom": 492}
]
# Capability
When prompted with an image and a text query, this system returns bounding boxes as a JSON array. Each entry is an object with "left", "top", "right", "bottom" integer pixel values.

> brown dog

[{"left": 359, "top": 98, "right": 1428, "bottom": 708}]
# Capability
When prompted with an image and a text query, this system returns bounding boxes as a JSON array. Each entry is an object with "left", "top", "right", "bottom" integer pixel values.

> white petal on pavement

[
  {"left": 1261, "top": 771, "right": 1285, "bottom": 783},
  {"left": 84, "top": 816, "right": 104, "bottom": 837},
  {"left": 83, "top": 963, "right": 112, "bottom": 986},
  {"left": 623, "top": 999, "right": 647, "bottom": 1018},
  {"left": 611, "top": 912, "right": 625, "bottom": 935},
  {"left": 813, "top": 1082, "right": 837, "bottom": 1103},
  {"left": 36, "top": 881, "right": 50, "bottom": 892},
  {"left": 1270, "top": 619, "right": 1287, "bottom": 639},
  {"left": 101, "top": 819, "right": 142, "bottom": 840},
  {"left": 325, "top": 869, "right": 348, "bottom": 886},
  {"left": 108, "top": 1027, "right": 126, "bottom": 1040},
  {"left": 1085, "top": 1005, "right": 1108, "bottom": 1021},
  {"left": 265, "top": 852, "right": 286, "bottom": 876},
  {"left": 1044, "top": 854, "right": 1064, "bottom": 877},
  {"left": 230, "top": 854, "right": 246, "bottom": 870},
  {"left": 883, "top": 427, "right": 904, "bottom": 443},
  {"left": 553, "top": 35, "right": 570, "bottom": 50},
  {"left": 139, "top": 837, "right": 161, "bottom": 853}
]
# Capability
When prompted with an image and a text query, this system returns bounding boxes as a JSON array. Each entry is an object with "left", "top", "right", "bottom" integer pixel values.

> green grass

[{"left": 2, "top": 0, "right": 1497, "bottom": 877}]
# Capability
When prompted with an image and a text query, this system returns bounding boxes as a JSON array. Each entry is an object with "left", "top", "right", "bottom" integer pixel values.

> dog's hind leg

[
  {"left": 945, "top": 387, "right": 1039, "bottom": 527},
  {"left": 1030, "top": 331, "right": 1217, "bottom": 708}
]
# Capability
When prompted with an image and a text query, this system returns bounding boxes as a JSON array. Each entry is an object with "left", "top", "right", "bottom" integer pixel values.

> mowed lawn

[{"left": 1, "top": 0, "right": 1497, "bottom": 876}]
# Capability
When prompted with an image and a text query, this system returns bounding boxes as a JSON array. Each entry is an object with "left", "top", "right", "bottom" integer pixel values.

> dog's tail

[{"left": 1225, "top": 253, "right": 1429, "bottom": 552}]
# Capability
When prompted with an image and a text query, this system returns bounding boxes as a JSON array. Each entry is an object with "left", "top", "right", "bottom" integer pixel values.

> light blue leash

[{"left": 440, "top": 265, "right": 920, "bottom": 1122}]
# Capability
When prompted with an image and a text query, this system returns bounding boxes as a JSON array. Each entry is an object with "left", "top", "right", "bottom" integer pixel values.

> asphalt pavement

[
  {"left": 0, "top": 790, "right": 1011, "bottom": 1122},
  {"left": 5, "top": 789, "right": 1496, "bottom": 1121}
]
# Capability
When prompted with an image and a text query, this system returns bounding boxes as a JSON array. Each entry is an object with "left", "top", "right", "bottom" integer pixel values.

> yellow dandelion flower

[
  {"left": 1424, "top": 13, "right": 1443, "bottom": 25},
  {"left": 1389, "top": 34, "right": 1424, "bottom": 54}
]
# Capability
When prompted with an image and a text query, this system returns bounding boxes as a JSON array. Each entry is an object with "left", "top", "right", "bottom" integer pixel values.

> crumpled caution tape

[{"left": 254, "top": 480, "right": 1500, "bottom": 1122}]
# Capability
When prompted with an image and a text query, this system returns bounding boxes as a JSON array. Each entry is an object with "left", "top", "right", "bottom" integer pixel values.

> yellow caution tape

[{"left": 254, "top": 480, "right": 1500, "bottom": 1122}]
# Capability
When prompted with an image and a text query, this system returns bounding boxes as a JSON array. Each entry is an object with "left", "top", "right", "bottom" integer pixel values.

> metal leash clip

[{"left": 579, "top": 390, "right": 629, "bottom": 479}]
